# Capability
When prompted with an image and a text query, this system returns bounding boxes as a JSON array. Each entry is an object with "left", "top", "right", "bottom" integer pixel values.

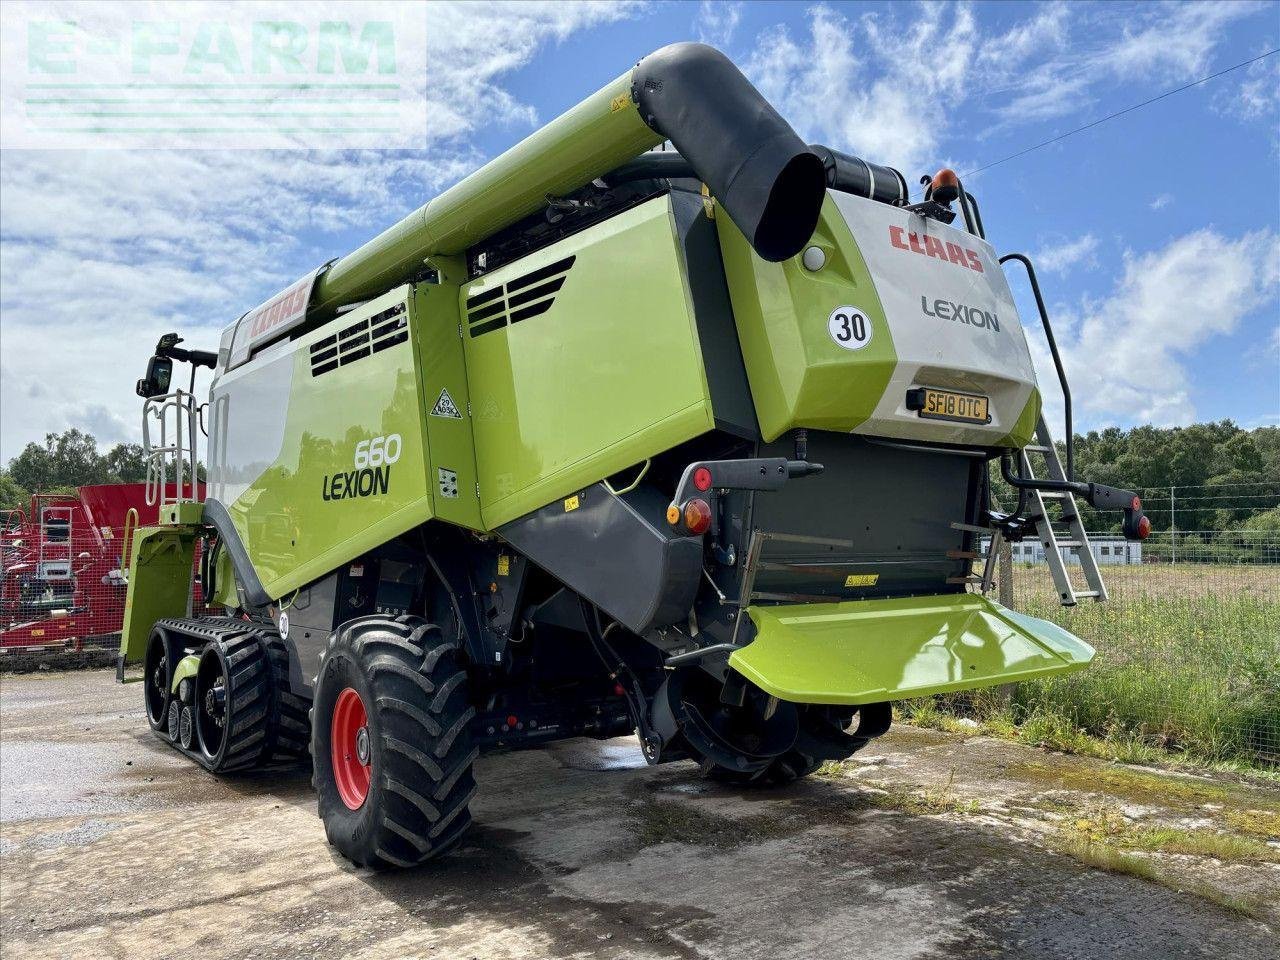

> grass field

[{"left": 912, "top": 562, "right": 1280, "bottom": 770}]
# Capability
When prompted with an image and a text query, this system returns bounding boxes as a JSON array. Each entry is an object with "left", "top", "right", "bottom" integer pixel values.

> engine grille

[
  {"left": 309, "top": 303, "right": 408, "bottom": 377},
  {"left": 465, "top": 255, "right": 575, "bottom": 338}
]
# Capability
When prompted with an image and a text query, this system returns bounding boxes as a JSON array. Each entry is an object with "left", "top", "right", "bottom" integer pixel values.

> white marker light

[{"left": 802, "top": 246, "right": 826, "bottom": 271}]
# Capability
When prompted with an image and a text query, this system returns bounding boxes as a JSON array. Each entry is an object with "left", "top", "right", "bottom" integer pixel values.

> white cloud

[
  {"left": 1099, "top": 2, "right": 1261, "bottom": 83},
  {"left": 696, "top": 1, "right": 743, "bottom": 49},
  {"left": 1221, "top": 52, "right": 1280, "bottom": 126},
  {"left": 1031, "top": 229, "right": 1280, "bottom": 430},
  {"left": 1149, "top": 194, "right": 1173, "bottom": 211},
  {"left": 0, "top": 2, "right": 645, "bottom": 463},
  {"left": 1034, "top": 234, "right": 1099, "bottom": 275},
  {"left": 738, "top": 1, "right": 1269, "bottom": 178},
  {"left": 744, "top": 4, "right": 979, "bottom": 175}
]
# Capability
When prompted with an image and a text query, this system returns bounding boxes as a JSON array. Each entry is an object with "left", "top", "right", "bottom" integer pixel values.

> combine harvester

[{"left": 118, "top": 44, "right": 1148, "bottom": 869}]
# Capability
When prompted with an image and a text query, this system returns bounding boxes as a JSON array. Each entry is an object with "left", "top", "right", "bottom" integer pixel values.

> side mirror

[{"left": 135, "top": 355, "right": 173, "bottom": 398}]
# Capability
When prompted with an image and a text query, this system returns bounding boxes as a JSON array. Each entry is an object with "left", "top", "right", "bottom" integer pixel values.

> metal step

[{"left": 1021, "top": 415, "right": 1108, "bottom": 606}]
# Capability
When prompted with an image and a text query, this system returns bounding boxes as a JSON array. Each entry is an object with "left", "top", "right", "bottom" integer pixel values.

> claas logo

[
  {"left": 246, "top": 278, "right": 312, "bottom": 338},
  {"left": 888, "top": 226, "right": 984, "bottom": 274}
]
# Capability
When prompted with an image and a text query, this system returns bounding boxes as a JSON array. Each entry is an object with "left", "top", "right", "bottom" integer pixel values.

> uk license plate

[{"left": 914, "top": 388, "right": 990, "bottom": 424}]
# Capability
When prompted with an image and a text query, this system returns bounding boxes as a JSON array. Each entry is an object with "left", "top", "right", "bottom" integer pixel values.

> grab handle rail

[{"left": 999, "top": 252, "right": 1074, "bottom": 481}]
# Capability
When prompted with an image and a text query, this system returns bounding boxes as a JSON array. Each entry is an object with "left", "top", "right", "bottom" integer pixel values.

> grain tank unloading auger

[{"left": 118, "top": 43, "right": 1150, "bottom": 868}]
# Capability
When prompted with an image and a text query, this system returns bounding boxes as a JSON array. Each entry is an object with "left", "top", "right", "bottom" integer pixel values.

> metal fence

[
  {"left": 0, "top": 518, "right": 209, "bottom": 658},
  {"left": 993, "top": 530, "right": 1280, "bottom": 767}
]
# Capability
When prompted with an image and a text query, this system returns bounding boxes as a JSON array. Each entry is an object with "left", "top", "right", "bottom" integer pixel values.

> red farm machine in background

[{"left": 0, "top": 483, "right": 205, "bottom": 652}]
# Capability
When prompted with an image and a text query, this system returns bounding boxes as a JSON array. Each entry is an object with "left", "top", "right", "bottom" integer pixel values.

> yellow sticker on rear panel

[
  {"left": 845, "top": 574, "right": 879, "bottom": 587},
  {"left": 497, "top": 555, "right": 510, "bottom": 576},
  {"left": 564, "top": 495, "right": 580, "bottom": 512}
]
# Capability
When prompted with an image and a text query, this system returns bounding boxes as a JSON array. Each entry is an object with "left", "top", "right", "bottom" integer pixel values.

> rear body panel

[
  {"left": 732, "top": 594, "right": 1094, "bottom": 705},
  {"left": 718, "top": 192, "right": 1040, "bottom": 447},
  {"left": 462, "top": 196, "right": 716, "bottom": 528}
]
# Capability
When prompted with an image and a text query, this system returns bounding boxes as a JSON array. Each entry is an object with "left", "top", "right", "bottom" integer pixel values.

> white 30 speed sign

[{"left": 827, "top": 305, "right": 873, "bottom": 350}]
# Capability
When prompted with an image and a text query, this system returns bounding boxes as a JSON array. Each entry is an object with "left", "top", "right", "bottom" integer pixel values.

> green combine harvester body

[{"left": 119, "top": 43, "right": 1147, "bottom": 870}]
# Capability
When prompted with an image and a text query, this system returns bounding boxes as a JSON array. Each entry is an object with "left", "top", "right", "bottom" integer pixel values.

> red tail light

[
  {"left": 1137, "top": 515, "right": 1151, "bottom": 539},
  {"left": 683, "top": 498, "right": 712, "bottom": 535},
  {"left": 693, "top": 466, "right": 713, "bottom": 491}
]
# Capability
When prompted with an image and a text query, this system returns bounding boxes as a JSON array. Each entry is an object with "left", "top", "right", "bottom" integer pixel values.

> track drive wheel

[
  {"left": 143, "top": 628, "right": 172, "bottom": 733},
  {"left": 193, "top": 631, "right": 272, "bottom": 771},
  {"left": 312, "top": 616, "right": 478, "bottom": 870}
]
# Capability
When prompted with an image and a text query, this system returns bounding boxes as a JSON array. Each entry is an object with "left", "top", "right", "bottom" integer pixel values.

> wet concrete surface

[{"left": 1, "top": 670, "right": 1276, "bottom": 959}]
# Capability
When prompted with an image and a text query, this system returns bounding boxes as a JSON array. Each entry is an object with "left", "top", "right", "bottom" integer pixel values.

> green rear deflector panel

[
  {"left": 730, "top": 594, "right": 1094, "bottom": 706},
  {"left": 716, "top": 194, "right": 898, "bottom": 442},
  {"left": 464, "top": 196, "right": 714, "bottom": 528},
  {"left": 119, "top": 526, "right": 199, "bottom": 667}
]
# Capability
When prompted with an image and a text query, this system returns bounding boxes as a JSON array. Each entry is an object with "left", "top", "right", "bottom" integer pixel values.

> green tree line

[
  {"left": 0, "top": 429, "right": 154, "bottom": 512},
  {"left": 992, "top": 421, "right": 1280, "bottom": 533}
]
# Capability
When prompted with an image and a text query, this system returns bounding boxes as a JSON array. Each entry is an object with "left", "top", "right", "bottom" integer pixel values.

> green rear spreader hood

[{"left": 730, "top": 594, "right": 1094, "bottom": 706}]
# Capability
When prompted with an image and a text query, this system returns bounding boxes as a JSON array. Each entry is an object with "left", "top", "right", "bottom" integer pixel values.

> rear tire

[
  {"left": 312, "top": 616, "right": 478, "bottom": 870},
  {"left": 702, "top": 751, "right": 823, "bottom": 786},
  {"left": 700, "top": 705, "right": 889, "bottom": 787}
]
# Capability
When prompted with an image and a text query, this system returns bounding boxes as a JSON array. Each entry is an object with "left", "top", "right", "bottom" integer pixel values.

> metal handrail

[
  {"left": 999, "top": 252, "right": 1074, "bottom": 481},
  {"left": 120, "top": 507, "right": 138, "bottom": 570},
  {"left": 142, "top": 389, "right": 201, "bottom": 509}
]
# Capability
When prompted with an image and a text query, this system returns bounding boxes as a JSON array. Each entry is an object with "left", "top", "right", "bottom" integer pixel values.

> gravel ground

[{"left": 1, "top": 669, "right": 1276, "bottom": 960}]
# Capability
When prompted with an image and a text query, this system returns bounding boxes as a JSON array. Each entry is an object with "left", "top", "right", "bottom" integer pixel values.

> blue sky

[{"left": 1, "top": 0, "right": 1278, "bottom": 462}]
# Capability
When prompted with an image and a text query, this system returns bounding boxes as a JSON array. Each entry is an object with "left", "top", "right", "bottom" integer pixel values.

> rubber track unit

[
  {"left": 263, "top": 634, "right": 311, "bottom": 762},
  {"left": 312, "top": 615, "right": 478, "bottom": 869},
  {"left": 152, "top": 617, "right": 308, "bottom": 772}
]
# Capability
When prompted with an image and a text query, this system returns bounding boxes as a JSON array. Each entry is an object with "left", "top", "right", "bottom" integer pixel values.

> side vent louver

[
  {"left": 310, "top": 303, "right": 408, "bottom": 377},
  {"left": 465, "top": 255, "right": 575, "bottom": 338}
]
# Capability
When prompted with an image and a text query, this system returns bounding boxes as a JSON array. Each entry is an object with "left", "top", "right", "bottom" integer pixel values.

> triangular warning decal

[{"left": 431, "top": 388, "right": 463, "bottom": 419}]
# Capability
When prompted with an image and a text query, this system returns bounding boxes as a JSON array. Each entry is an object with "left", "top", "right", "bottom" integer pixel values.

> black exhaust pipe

[
  {"left": 632, "top": 43, "right": 827, "bottom": 262},
  {"left": 810, "top": 145, "right": 908, "bottom": 205}
]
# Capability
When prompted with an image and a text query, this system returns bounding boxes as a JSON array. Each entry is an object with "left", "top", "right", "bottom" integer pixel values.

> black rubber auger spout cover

[{"left": 632, "top": 43, "right": 827, "bottom": 263}]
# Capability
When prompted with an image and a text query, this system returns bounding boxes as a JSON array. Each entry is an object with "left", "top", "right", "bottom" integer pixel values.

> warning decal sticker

[{"left": 431, "top": 388, "right": 463, "bottom": 419}]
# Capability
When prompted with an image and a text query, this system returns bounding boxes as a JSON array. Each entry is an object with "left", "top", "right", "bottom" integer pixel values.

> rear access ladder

[{"left": 1016, "top": 415, "right": 1107, "bottom": 606}]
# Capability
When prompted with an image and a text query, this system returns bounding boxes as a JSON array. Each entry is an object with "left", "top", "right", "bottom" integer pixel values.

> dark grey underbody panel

[
  {"left": 748, "top": 432, "right": 976, "bottom": 598},
  {"left": 498, "top": 482, "right": 703, "bottom": 635}
]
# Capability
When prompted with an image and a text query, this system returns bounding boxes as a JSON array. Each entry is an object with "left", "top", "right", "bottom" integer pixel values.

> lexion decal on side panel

[
  {"left": 322, "top": 434, "right": 401, "bottom": 501},
  {"left": 464, "top": 256, "right": 576, "bottom": 338}
]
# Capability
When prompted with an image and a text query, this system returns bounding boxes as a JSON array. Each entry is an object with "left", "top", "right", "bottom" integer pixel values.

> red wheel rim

[{"left": 331, "top": 687, "right": 371, "bottom": 810}]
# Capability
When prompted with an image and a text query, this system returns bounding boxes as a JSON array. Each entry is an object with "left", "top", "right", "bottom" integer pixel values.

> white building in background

[{"left": 1002, "top": 535, "right": 1142, "bottom": 566}]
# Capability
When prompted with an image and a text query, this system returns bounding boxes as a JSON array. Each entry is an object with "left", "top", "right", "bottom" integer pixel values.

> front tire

[{"left": 312, "top": 616, "right": 478, "bottom": 870}]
